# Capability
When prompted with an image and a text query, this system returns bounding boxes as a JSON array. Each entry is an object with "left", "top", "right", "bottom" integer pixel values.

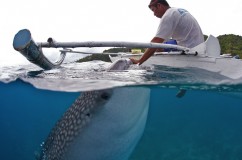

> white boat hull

[{"left": 109, "top": 54, "right": 242, "bottom": 80}]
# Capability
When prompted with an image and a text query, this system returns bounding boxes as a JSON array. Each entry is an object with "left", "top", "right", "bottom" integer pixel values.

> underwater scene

[{"left": 1, "top": 61, "right": 242, "bottom": 160}]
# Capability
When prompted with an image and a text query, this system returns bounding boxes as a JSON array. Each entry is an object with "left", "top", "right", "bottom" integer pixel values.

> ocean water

[{"left": 1, "top": 61, "right": 242, "bottom": 160}]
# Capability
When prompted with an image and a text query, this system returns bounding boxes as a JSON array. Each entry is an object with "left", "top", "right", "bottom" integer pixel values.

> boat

[
  {"left": 13, "top": 29, "right": 242, "bottom": 80},
  {"left": 109, "top": 37, "right": 242, "bottom": 80}
]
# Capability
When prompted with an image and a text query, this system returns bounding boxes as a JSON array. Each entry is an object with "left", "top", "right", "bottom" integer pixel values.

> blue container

[{"left": 164, "top": 39, "right": 178, "bottom": 52}]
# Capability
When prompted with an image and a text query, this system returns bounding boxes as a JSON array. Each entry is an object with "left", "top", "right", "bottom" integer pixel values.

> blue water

[
  {"left": 131, "top": 87, "right": 242, "bottom": 160},
  {"left": 1, "top": 61, "right": 242, "bottom": 160},
  {"left": 0, "top": 80, "right": 80, "bottom": 160}
]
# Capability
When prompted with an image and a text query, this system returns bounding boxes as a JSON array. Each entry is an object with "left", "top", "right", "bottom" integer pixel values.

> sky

[{"left": 1, "top": 0, "right": 242, "bottom": 66}]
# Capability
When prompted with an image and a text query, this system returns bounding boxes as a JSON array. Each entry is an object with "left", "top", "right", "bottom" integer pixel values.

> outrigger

[{"left": 13, "top": 29, "right": 242, "bottom": 79}]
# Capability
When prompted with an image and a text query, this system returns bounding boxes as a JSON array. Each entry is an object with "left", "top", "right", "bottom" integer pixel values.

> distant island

[{"left": 217, "top": 34, "right": 242, "bottom": 57}]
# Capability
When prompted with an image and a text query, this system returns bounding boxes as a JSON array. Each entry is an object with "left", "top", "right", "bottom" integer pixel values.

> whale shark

[
  {"left": 37, "top": 59, "right": 150, "bottom": 160},
  {"left": 38, "top": 87, "right": 150, "bottom": 160},
  {"left": 107, "top": 58, "right": 133, "bottom": 71}
]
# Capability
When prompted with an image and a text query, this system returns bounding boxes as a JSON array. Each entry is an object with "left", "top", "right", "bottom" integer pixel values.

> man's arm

[{"left": 130, "top": 37, "right": 164, "bottom": 65}]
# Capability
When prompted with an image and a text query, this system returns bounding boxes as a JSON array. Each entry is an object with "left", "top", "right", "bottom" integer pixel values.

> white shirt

[{"left": 155, "top": 8, "right": 204, "bottom": 48}]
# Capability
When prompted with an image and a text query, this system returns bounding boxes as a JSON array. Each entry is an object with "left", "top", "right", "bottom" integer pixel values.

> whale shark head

[
  {"left": 107, "top": 58, "right": 133, "bottom": 71},
  {"left": 38, "top": 87, "right": 150, "bottom": 160}
]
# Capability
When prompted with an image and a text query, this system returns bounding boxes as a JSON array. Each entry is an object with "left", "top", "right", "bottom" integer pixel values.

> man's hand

[{"left": 129, "top": 58, "right": 140, "bottom": 65}]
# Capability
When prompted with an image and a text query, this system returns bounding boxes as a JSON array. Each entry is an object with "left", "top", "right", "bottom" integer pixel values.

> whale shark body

[
  {"left": 39, "top": 88, "right": 150, "bottom": 160},
  {"left": 38, "top": 59, "right": 150, "bottom": 160}
]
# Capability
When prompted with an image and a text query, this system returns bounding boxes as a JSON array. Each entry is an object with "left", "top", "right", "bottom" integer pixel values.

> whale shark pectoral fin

[{"left": 176, "top": 89, "right": 187, "bottom": 98}]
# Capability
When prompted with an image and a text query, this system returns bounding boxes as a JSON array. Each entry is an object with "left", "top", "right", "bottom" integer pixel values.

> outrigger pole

[
  {"left": 13, "top": 29, "right": 66, "bottom": 70},
  {"left": 13, "top": 29, "right": 195, "bottom": 70}
]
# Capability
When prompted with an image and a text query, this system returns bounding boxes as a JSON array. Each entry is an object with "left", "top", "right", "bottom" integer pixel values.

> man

[{"left": 130, "top": 0, "right": 204, "bottom": 65}]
